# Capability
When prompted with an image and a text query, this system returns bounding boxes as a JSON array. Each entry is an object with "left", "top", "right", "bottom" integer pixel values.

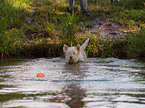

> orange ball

[{"left": 37, "top": 73, "right": 45, "bottom": 77}]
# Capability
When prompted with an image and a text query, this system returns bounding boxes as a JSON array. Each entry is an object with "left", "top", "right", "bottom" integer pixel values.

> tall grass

[
  {"left": 127, "top": 30, "right": 145, "bottom": 58},
  {"left": 60, "top": 14, "right": 80, "bottom": 46},
  {"left": 118, "top": 0, "right": 145, "bottom": 9},
  {"left": 0, "top": 0, "right": 33, "bottom": 29},
  {"left": 78, "top": 33, "right": 114, "bottom": 58},
  {"left": 0, "top": 0, "right": 145, "bottom": 58},
  {"left": 0, "top": 29, "right": 26, "bottom": 57},
  {"left": 0, "top": 0, "right": 32, "bottom": 58}
]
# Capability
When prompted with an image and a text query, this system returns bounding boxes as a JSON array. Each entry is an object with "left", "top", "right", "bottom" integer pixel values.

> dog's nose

[{"left": 70, "top": 56, "right": 73, "bottom": 59}]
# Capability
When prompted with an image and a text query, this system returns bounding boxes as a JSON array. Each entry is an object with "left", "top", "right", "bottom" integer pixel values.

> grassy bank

[{"left": 0, "top": 0, "right": 145, "bottom": 58}]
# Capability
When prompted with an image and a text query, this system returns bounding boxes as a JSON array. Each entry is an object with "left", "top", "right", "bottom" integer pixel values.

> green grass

[
  {"left": 0, "top": 0, "right": 32, "bottom": 29},
  {"left": 60, "top": 14, "right": 80, "bottom": 46},
  {"left": 77, "top": 33, "right": 115, "bottom": 58},
  {"left": 0, "top": 0, "right": 145, "bottom": 58},
  {"left": 127, "top": 30, "right": 145, "bottom": 58}
]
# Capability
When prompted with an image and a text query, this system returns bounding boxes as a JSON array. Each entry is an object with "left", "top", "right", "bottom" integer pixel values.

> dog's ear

[
  {"left": 81, "top": 38, "right": 89, "bottom": 51},
  {"left": 76, "top": 44, "right": 80, "bottom": 51},
  {"left": 63, "top": 44, "right": 68, "bottom": 52}
]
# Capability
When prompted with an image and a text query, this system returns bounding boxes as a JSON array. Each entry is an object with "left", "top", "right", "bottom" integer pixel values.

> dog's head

[{"left": 63, "top": 44, "right": 80, "bottom": 64}]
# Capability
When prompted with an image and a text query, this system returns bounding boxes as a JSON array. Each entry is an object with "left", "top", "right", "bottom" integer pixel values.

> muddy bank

[
  {"left": 81, "top": 17, "right": 131, "bottom": 40},
  {"left": 79, "top": 17, "right": 130, "bottom": 58}
]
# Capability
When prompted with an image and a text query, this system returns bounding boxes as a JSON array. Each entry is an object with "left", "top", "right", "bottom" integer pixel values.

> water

[{"left": 0, "top": 58, "right": 145, "bottom": 108}]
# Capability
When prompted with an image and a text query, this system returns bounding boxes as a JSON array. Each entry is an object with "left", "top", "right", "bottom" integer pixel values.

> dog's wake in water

[{"left": 63, "top": 38, "right": 89, "bottom": 64}]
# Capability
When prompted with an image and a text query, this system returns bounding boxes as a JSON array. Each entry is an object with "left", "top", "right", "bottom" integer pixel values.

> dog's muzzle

[{"left": 69, "top": 56, "right": 74, "bottom": 64}]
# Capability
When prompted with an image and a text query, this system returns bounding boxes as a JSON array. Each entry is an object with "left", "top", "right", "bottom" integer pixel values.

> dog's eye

[{"left": 73, "top": 52, "right": 75, "bottom": 55}]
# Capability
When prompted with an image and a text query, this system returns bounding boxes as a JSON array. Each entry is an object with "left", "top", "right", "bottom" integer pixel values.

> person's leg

[
  {"left": 80, "top": 0, "right": 87, "bottom": 12},
  {"left": 69, "top": 0, "right": 76, "bottom": 15},
  {"left": 80, "top": 0, "right": 90, "bottom": 16},
  {"left": 115, "top": 0, "right": 118, "bottom": 5}
]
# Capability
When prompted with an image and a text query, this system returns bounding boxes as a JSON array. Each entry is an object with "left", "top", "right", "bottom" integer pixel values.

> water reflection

[
  {"left": 63, "top": 63, "right": 88, "bottom": 80},
  {"left": 64, "top": 83, "right": 86, "bottom": 108},
  {"left": 62, "top": 63, "right": 87, "bottom": 108}
]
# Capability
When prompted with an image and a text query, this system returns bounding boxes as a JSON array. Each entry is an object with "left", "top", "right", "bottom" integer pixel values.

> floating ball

[{"left": 37, "top": 73, "right": 45, "bottom": 77}]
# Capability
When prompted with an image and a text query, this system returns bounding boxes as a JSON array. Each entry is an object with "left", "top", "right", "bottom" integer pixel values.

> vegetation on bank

[{"left": 0, "top": 0, "right": 145, "bottom": 58}]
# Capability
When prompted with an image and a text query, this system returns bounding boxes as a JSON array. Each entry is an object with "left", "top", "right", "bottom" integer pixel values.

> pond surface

[{"left": 0, "top": 58, "right": 145, "bottom": 108}]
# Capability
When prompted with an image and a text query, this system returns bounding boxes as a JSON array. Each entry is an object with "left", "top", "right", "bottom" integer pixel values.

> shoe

[
  {"left": 69, "top": 9, "right": 72, "bottom": 16},
  {"left": 69, "top": 9, "right": 76, "bottom": 16},
  {"left": 82, "top": 11, "right": 90, "bottom": 16}
]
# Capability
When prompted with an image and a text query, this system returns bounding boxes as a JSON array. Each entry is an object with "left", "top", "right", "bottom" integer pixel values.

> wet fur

[{"left": 63, "top": 38, "right": 89, "bottom": 64}]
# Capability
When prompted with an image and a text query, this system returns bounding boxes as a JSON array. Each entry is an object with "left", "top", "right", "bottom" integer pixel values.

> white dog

[{"left": 63, "top": 38, "right": 89, "bottom": 64}]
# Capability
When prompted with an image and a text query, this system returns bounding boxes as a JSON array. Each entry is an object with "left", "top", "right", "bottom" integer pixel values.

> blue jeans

[{"left": 69, "top": 0, "right": 87, "bottom": 12}]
